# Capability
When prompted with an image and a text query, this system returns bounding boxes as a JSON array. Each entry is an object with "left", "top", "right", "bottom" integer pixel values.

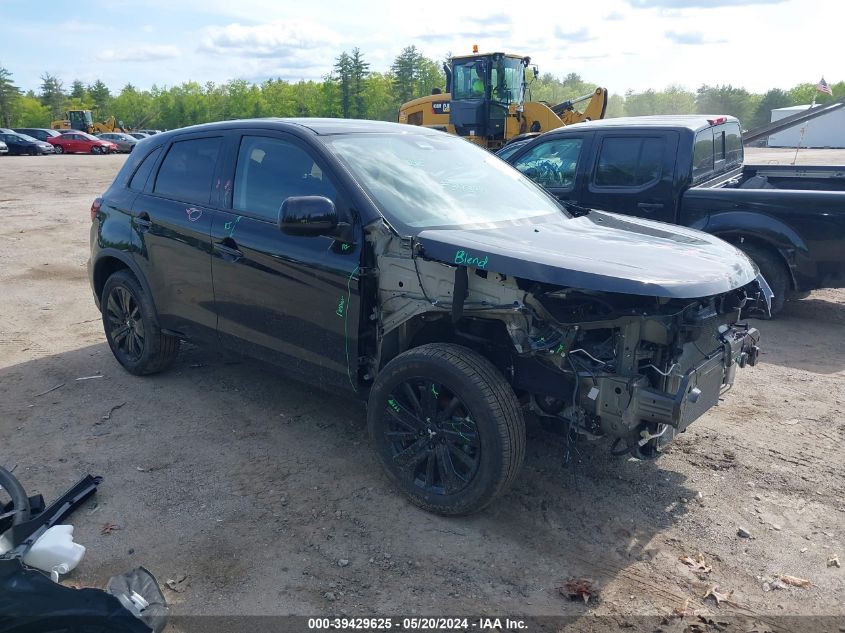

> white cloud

[
  {"left": 665, "top": 30, "right": 728, "bottom": 45},
  {"left": 200, "top": 20, "right": 340, "bottom": 57},
  {"left": 97, "top": 45, "right": 181, "bottom": 62}
]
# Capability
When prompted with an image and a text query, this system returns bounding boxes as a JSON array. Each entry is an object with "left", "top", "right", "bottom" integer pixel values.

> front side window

[
  {"left": 594, "top": 137, "right": 664, "bottom": 187},
  {"left": 513, "top": 138, "right": 583, "bottom": 190},
  {"left": 233, "top": 136, "right": 336, "bottom": 221},
  {"left": 153, "top": 137, "right": 222, "bottom": 205},
  {"left": 324, "top": 132, "right": 567, "bottom": 232},
  {"left": 692, "top": 129, "right": 715, "bottom": 181}
]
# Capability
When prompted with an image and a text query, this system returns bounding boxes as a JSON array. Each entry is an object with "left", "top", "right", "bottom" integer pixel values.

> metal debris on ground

[
  {"left": 703, "top": 585, "right": 734, "bottom": 606},
  {"left": 101, "top": 402, "right": 126, "bottom": 420},
  {"left": 779, "top": 574, "right": 810, "bottom": 588},
  {"left": 33, "top": 382, "right": 65, "bottom": 397},
  {"left": 827, "top": 555, "right": 841, "bottom": 568},
  {"left": 737, "top": 527, "right": 753, "bottom": 538},
  {"left": 680, "top": 553, "right": 712, "bottom": 574},
  {"left": 100, "top": 522, "right": 119, "bottom": 535},
  {"left": 558, "top": 579, "right": 595, "bottom": 604}
]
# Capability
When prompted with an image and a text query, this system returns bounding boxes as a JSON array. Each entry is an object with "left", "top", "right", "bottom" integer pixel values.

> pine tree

[
  {"left": 0, "top": 65, "right": 22, "bottom": 127},
  {"left": 88, "top": 79, "right": 112, "bottom": 115},
  {"left": 333, "top": 52, "right": 353, "bottom": 118},
  {"left": 350, "top": 48, "right": 370, "bottom": 118},
  {"left": 391, "top": 46, "right": 419, "bottom": 104},
  {"left": 39, "top": 72, "right": 66, "bottom": 119},
  {"left": 70, "top": 80, "right": 86, "bottom": 100}
]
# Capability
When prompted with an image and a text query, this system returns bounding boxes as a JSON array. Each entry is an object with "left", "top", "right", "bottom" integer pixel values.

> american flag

[{"left": 816, "top": 77, "right": 833, "bottom": 96}]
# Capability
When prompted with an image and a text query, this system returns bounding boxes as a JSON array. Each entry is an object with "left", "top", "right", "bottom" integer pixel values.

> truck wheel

[
  {"left": 101, "top": 270, "right": 180, "bottom": 375},
  {"left": 368, "top": 343, "right": 525, "bottom": 516},
  {"left": 740, "top": 243, "right": 789, "bottom": 317}
]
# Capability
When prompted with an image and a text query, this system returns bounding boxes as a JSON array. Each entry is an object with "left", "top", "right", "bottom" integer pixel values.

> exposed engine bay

[{"left": 365, "top": 222, "right": 764, "bottom": 459}]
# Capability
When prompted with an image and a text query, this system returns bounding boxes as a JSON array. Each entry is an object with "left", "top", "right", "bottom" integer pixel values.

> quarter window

[
  {"left": 513, "top": 138, "right": 583, "bottom": 190},
  {"left": 153, "top": 137, "right": 222, "bottom": 205},
  {"left": 129, "top": 146, "right": 162, "bottom": 191},
  {"left": 594, "top": 137, "right": 664, "bottom": 187},
  {"left": 233, "top": 136, "right": 336, "bottom": 221}
]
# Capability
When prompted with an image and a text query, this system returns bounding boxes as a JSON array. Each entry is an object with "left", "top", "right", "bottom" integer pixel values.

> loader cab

[
  {"left": 68, "top": 110, "right": 93, "bottom": 133},
  {"left": 449, "top": 53, "right": 527, "bottom": 146}
]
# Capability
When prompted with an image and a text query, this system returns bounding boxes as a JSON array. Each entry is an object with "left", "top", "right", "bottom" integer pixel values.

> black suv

[{"left": 90, "top": 118, "right": 766, "bottom": 515}]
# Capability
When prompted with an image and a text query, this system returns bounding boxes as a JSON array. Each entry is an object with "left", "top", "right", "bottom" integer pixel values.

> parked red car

[{"left": 49, "top": 132, "right": 117, "bottom": 154}]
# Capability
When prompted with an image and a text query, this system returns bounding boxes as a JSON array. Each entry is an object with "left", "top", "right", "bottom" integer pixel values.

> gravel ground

[{"left": 1, "top": 152, "right": 843, "bottom": 632}]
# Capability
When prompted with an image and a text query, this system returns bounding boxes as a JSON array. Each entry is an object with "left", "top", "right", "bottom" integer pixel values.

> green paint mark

[
  {"left": 388, "top": 398, "right": 401, "bottom": 413},
  {"left": 341, "top": 243, "right": 351, "bottom": 251},
  {"left": 336, "top": 296, "right": 345, "bottom": 317},
  {"left": 454, "top": 249, "right": 488, "bottom": 269},
  {"left": 431, "top": 385, "right": 439, "bottom": 398},
  {"left": 555, "top": 343, "right": 565, "bottom": 354},
  {"left": 224, "top": 215, "right": 243, "bottom": 237},
  {"left": 344, "top": 265, "right": 360, "bottom": 392}
]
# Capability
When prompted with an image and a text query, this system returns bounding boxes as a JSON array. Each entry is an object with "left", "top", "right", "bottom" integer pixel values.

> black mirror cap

[{"left": 279, "top": 196, "right": 338, "bottom": 237}]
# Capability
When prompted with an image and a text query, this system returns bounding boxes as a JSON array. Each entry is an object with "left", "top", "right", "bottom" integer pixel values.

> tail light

[
  {"left": 91, "top": 197, "right": 102, "bottom": 222},
  {"left": 707, "top": 116, "right": 727, "bottom": 126}
]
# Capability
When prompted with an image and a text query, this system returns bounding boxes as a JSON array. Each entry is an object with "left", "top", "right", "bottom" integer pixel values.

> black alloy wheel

[
  {"left": 104, "top": 285, "right": 145, "bottom": 363},
  {"left": 384, "top": 378, "right": 480, "bottom": 497}
]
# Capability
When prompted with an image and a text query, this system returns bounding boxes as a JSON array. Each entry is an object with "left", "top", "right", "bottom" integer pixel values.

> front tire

[
  {"left": 101, "top": 270, "right": 180, "bottom": 375},
  {"left": 368, "top": 343, "right": 525, "bottom": 516},
  {"left": 53, "top": 145, "right": 64, "bottom": 154}
]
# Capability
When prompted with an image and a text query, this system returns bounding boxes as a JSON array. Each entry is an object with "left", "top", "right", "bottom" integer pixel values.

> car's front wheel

[
  {"left": 368, "top": 343, "right": 525, "bottom": 516},
  {"left": 101, "top": 270, "right": 180, "bottom": 375},
  {"left": 53, "top": 145, "right": 63, "bottom": 154}
]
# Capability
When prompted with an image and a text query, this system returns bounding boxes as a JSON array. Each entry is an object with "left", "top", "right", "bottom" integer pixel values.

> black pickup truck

[{"left": 500, "top": 115, "right": 845, "bottom": 314}]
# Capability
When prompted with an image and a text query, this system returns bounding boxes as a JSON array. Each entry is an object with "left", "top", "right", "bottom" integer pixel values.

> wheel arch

[{"left": 92, "top": 250, "right": 160, "bottom": 323}]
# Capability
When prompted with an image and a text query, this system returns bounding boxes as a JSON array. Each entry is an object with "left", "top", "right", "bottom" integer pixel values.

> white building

[{"left": 768, "top": 104, "right": 845, "bottom": 148}]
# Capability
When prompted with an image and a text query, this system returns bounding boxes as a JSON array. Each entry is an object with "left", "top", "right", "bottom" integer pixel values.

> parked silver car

[
  {"left": 0, "top": 140, "right": 8, "bottom": 155},
  {"left": 127, "top": 132, "right": 151, "bottom": 140},
  {"left": 96, "top": 132, "right": 137, "bottom": 153}
]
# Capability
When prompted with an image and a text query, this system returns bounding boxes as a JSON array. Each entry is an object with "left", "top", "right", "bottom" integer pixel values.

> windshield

[{"left": 324, "top": 132, "right": 567, "bottom": 233}]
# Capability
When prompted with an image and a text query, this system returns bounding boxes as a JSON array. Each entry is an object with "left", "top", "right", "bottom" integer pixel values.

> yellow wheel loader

[
  {"left": 398, "top": 50, "right": 608, "bottom": 150},
  {"left": 51, "top": 110, "right": 128, "bottom": 134}
]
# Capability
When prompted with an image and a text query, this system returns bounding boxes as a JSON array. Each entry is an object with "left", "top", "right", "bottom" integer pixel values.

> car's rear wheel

[
  {"left": 368, "top": 343, "right": 525, "bottom": 516},
  {"left": 53, "top": 145, "right": 63, "bottom": 154},
  {"left": 101, "top": 270, "right": 180, "bottom": 375},
  {"left": 740, "top": 243, "right": 789, "bottom": 317}
]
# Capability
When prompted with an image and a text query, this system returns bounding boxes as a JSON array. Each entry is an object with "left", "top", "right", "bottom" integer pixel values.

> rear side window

[
  {"left": 513, "top": 137, "right": 583, "bottom": 190},
  {"left": 233, "top": 135, "right": 337, "bottom": 221},
  {"left": 594, "top": 137, "right": 663, "bottom": 187},
  {"left": 692, "top": 129, "right": 715, "bottom": 181},
  {"left": 129, "top": 146, "right": 162, "bottom": 191},
  {"left": 154, "top": 137, "right": 221, "bottom": 205},
  {"left": 724, "top": 123, "right": 743, "bottom": 167}
]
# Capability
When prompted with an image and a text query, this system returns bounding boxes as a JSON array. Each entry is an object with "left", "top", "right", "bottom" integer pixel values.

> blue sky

[{"left": 0, "top": 0, "right": 835, "bottom": 94}]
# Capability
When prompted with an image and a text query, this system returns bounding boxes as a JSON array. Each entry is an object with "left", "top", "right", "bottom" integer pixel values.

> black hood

[{"left": 417, "top": 211, "right": 758, "bottom": 299}]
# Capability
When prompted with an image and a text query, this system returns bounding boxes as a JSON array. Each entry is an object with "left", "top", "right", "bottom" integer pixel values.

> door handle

[
  {"left": 135, "top": 212, "right": 152, "bottom": 231},
  {"left": 636, "top": 202, "right": 664, "bottom": 212},
  {"left": 214, "top": 239, "right": 243, "bottom": 262}
]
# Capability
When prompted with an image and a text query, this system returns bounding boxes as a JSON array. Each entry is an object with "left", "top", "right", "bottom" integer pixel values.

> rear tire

[
  {"left": 101, "top": 270, "right": 180, "bottom": 375},
  {"left": 740, "top": 243, "right": 789, "bottom": 317},
  {"left": 368, "top": 343, "right": 525, "bottom": 516}
]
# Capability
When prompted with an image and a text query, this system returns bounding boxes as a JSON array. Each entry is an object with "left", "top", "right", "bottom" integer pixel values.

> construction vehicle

[
  {"left": 398, "top": 48, "right": 608, "bottom": 150},
  {"left": 51, "top": 110, "right": 128, "bottom": 134}
]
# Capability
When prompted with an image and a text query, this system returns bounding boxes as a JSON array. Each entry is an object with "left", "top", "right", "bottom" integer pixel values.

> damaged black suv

[{"left": 89, "top": 119, "right": 768, "bottom": 515}]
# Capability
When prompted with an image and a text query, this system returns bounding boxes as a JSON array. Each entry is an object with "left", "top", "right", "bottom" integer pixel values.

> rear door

[
  {"left": 130, "top": 133, "right": 224, "bottom": 342},
  {"left": 510, "top": 132, "right": 593, "bottom": 203},
  {"left": 211, "top": 131, "right": 362, "bottom": 393},
  {"left": 578, "top": 131, "right": 679, "bottom": 222}
]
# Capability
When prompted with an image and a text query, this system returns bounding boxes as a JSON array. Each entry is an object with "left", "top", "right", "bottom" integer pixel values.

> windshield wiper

[{"left": 560, "top": 200, "right": 591, "bottom": 217}]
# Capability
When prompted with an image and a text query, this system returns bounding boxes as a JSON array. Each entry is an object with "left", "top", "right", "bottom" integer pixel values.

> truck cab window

[
  {"left": 513, "top": 138, "right": 583, "bottom": 190},
  {"left": 594, "top": 137, "right": 663, "bottom": 187},
  {"left": 692, "top": 129, "right": 715, "bottom": 182}
]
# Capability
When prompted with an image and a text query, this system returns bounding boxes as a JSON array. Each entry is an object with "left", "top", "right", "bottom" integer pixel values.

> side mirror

[{"left": 279, "top": 196, "right": 338, "bottom": 237}]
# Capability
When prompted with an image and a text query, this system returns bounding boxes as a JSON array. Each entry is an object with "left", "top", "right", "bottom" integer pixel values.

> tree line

[{"left": 0, "top": 47, "right": 840, "bottom": 132}]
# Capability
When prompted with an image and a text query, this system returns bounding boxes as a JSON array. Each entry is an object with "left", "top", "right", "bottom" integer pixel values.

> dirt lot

[{"left": 1, "top": 152, "right": 843, "bottom": 631}]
